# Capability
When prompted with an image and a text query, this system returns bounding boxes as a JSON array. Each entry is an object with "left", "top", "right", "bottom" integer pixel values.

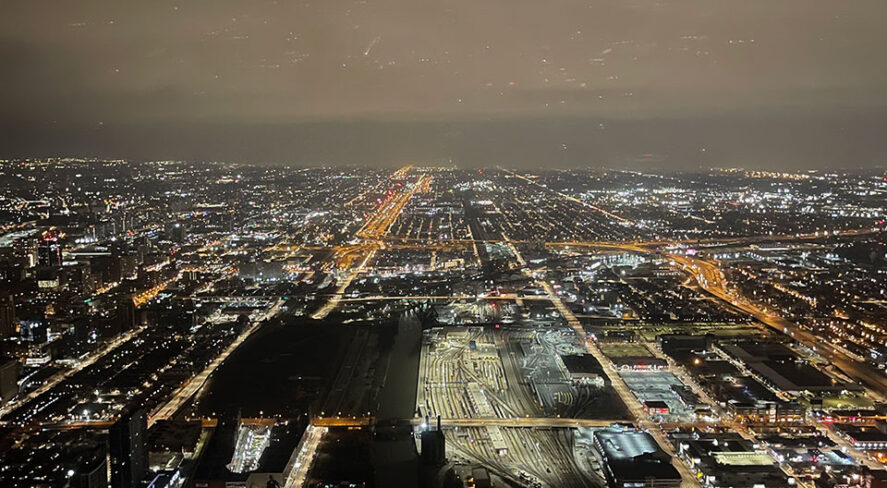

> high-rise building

[
  {"left": 169, "top": 223, "right": 187, "bottom": 243},
  {"left": 109, "top": 408, "right": 148, "bottom": 488},
  {"left": 73, "top": 445, "right": 109, "bottom": 488},
  {"left": 38, "top": 230, "right": 63, "bottom": 268},
  {"left": 0, "top": 357, "right": 20, "bottom": 403},
  {"left": 420, "top": 416, "right": 446, "bottom": 466},
  {"left": 13, "top": 236, "right": 38, "bottom": 268},
  {"left": 116, "top": 295, "right": 137, "bottom": 333},
  {"left": 0, "top": 294, "right": 15, "bottom": 339}
]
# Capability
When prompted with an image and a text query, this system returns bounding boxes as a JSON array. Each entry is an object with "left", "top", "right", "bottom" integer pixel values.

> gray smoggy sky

[{"left": 2, "top": 0, "right": 887, "bottom": 169}]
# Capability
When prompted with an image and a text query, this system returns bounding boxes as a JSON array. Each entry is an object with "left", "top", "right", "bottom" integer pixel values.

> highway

[
  {"left": 283, "top": 425, "right": 328, "bottom": 488},
  {"left": 311, "top": 249, "right": 375, "bottom": 319},
  {"left": 337, "top": 293, "right": 552, "bottom": 302},
  {"left": 378, "top": 226, "right": 883, "bottom": 250},
  {"left": 659, "top": 252, "right": 887, "bottom": 474},
  {"left": 150, "top": 299, "right": 284, "bottom": 426},
  {"left": 145, "top": 169, "right": 883, "bottom": 488},
  {"left": 311, "top": 168, "right": 432, "bottom": 319},
  {"left": 503, "top": 226, "right": 887, "bottom": 405},
  {"left": 301, "top": 173, "right": 883, "bottom": 486},
  {"left": 669, "top": 253, "right": 887, "bottom": 400}
]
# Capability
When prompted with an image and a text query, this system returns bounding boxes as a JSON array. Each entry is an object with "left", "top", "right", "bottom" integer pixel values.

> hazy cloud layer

[{"left": 2, "top": 0, "right": 887, "bottom": 168}]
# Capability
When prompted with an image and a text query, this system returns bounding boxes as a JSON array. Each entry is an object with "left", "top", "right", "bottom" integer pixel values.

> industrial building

[
  {"left": 674, "top": 433, "right": 788, "bottom": 488},
  {"left": 560, "top": 354, "right": 606, "bottom": 386},
  {"left": 720, "top": 342, "right": 859, "bottom": 396},
  {"left": 592, "top": 428, "right": 682, "bottom": 488}
]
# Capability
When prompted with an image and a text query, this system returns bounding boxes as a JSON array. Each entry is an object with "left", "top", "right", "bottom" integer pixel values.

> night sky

[{"left": 2, "top": 0, "right": 887, "bottom": 168}]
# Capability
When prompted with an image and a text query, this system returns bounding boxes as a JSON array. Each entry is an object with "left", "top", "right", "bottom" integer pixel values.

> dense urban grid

[{"left": 0, "top": 159, "right": 886, "bottom": 488}]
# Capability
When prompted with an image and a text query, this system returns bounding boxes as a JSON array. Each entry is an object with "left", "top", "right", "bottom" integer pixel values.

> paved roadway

[
  {"left": 502, "top": 168, "right": 633, "bottom": 224},
  {"left": 669, "top": 253, "right": 887, "bottom": 401},
  {"left": 646, "top": 341, "right": 820, "bottom": 488},
  {"left": 378, "top": 227, "right": 883, "bottom": 255},
  {"left": 302, "top": 181, "right": 883, "bottom": 486},
  {"left": 503, "top": 234, "right": 702, "bottom": 488},
  {"left": 0, "top": 326, "right": 147, "bottom": 421},
  {"left": 660, "top": 253, "right": 887, "bottom": 475},
  {"left": 337, "top": 293, "right": 551, "bottom": 302},
  {"left": 311, "top": 249, "right": 375, "bottom": 319},
  {"left": 312, "top": 169, "right": 431, "bottom": 319},
  {"left": 283, "top": 425, "right": 328, "bottom": 488},
  {"left": 149, "top": 299, "right": 284, "bottom": 426}
]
